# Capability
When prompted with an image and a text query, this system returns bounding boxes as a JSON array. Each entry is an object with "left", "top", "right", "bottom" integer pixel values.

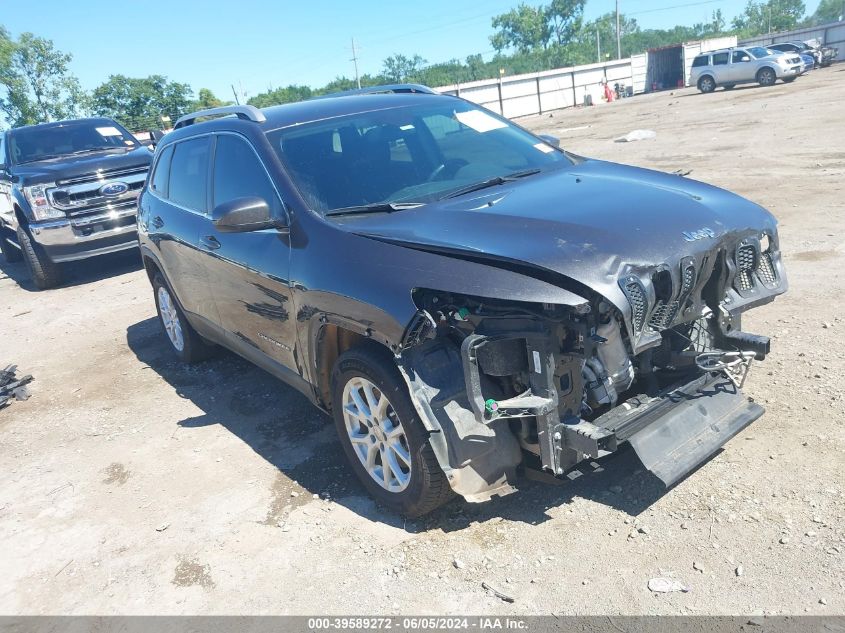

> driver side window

[
  {"left": 732, "top": 51, "right": 749, "bottom": 63},
  {"left": 212, "top": 135, "right": 283, "bottom": 219}
]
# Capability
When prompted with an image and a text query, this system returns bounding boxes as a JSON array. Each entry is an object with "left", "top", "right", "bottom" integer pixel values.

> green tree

[
  {"left": 0, "top": 32, "right": 87, "bottom": 127},
  {"left": 382, "top": 54, "right": 427, "bottom": 83},
  {"left": 247, "top": 84, "right": 313, "bottom": 108},
  {"left": 91, "top": 75, "right": 192, "bottom": 130},
  {"left": 190, "top": 88, "right": 231, "bottom": 111},
  {"left": 546, "top": 0, "right": 586, "bottom": 46},
  {"left": 731, "top": 0, "right": 806, "bottom": 35},
  {"left": 809, "top": 0, "right": 845, "bottom": 24},
  {"left": 490, "top": 3, "right": 551, "bottom": 52}
]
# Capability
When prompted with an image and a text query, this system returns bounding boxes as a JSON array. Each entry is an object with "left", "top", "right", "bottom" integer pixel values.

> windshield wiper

[
  {"left": 441, "top": 169, "right": 541, "bottom": 200},
  {"left": 325, "top": 202, "right": 424, "bottom": 217},
  {"left": 69, "top": 147, "right": 128, "bottom": 155}
]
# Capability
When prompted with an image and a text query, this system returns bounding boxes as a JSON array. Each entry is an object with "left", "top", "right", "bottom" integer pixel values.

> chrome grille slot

[
  {"left": 735, "top": 243, "right": 757, "bottom": 292},
  {"left": 758, "top": 251, "right": 777, "bottom": 286},
  {"left": 649, "top": 301, "right": 679, "bottom": 330},
  {"left": 624, "top": 280, "right": 647, "bottom": 332}
]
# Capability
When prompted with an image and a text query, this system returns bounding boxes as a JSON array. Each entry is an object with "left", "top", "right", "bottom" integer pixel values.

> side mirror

[
  {"left": 212, "top": 196, "right": 287, "bottom": 233},
  {"left": 741, "top": 56, "right": 751, "bottom": 62},
  {"left": 538, "top": 134, "right": 561, "bottom": 148},
  {"left": 149, "top": 129, "right": 166, "bottom": 148}
]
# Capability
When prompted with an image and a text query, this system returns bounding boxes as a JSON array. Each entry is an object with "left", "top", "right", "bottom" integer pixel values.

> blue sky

[{"left": 2, "top": 0, "right": 822, "bottom": 101}]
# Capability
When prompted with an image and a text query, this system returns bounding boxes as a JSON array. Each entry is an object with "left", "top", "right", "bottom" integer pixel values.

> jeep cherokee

[{"left": 138, "top": 87, "right": 787, "bottom": 516}]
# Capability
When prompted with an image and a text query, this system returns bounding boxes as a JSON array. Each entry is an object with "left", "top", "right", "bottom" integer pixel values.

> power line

[{"left": 627, "top": 0, "right": 727, "bottom": 17}]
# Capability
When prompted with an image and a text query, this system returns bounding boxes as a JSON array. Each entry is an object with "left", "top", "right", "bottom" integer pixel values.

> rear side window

[
  {"left": 212, "top": 135, "right": 282, "bottom": 217},
  {"left": 712, "top": 52, "right": 729, "bottom": 65},
  {"left": 149, "top": 144, "right": 174, "bottom": 197},
  {"left": 692, "top": 55, "right": 709, "bottom": 68},
  {"left": 168, "top": 136, "right": 210, "bottom": 212}
]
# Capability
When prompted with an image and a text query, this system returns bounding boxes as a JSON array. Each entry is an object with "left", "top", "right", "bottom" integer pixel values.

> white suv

[{"left": 690, "top": 46, "right": 803, "bottom": 93}]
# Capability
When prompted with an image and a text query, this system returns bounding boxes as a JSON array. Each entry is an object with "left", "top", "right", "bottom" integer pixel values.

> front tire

[
  {"left": 0, "top": 229, "right": 22, "bottom": 263},
  {"left": 17, "top": 226, "right": 62, "bottom": 289},
  {"left": 152, "top": 273, "right": 214, "bottom": 363},
  {"left": 331, "top": 345, "right": 453, "bottom": 517},
  {"left": 698, "top": 76, "right": 716, "bottom": 93},
  {"left": 757, "top": 67, "right": 777, "bottom": 86}
]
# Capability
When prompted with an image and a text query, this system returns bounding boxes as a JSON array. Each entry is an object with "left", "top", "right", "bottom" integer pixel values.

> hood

[
  {"left": 332, "top": 159, "right": 777, "bottom": 309},
  {"left": 10, "top": 147, "right": 152, "bottom": 185}
]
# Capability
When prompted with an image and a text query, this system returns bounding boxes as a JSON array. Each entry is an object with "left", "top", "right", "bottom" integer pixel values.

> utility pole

[
  {"left": 596, "top": 29, "right": 601, "bottom": 64},
  {"left": 231, "top": 84, "right": 240, "bottom": 105},
  {"left": 350, "top": 37, "right": 361, "bottom": 89},
  {"left": 616, "top": 0, "right": 622, "bottom": 59}
]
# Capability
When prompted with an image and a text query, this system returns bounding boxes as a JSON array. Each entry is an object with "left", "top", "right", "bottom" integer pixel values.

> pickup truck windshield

[
  {"left": 8, "top": 120, "right": 139, "bottom": 165},
  {"left": 267, "top": 101, "right": 573, "bottom": 213}
]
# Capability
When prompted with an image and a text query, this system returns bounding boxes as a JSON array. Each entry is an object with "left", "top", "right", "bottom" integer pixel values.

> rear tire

[
  {"left": 152, "top": 273, "right": 215, "bottom": 363},
  {"left": 331, "top": 345, "right": 453, "bottom": 517},
  {"left": 698, "top": 76, "right": 716, "bottom": 93},
  {"left": 0, "top": 229, "right": 22, "bottom": 263},
  {"left": 17, "top": 226, "right": 62, "bottom": 289},
  {"left": 757, "top": 67, "right": 777, "bottom": 86}
]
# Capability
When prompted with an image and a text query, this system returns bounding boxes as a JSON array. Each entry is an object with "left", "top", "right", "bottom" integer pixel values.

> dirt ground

[{"left": 1, "top": 67, "right": 843, "bottom": 617}]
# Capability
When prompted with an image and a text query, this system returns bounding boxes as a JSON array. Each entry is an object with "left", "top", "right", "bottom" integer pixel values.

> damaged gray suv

[{"left": 138, "top": 85, "right": 787, "bottom": 516}]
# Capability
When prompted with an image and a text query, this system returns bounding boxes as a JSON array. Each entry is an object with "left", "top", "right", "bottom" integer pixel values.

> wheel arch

[
  {"left": 756, "top": 65, "right": 777, "bottom": 80},
  {"left": 313, "top": 321, "right": 386, "bottom": 411}
]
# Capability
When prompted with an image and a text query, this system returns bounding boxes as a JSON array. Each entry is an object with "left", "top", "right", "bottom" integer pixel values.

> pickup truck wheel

[
  {"left": 0, "top": 230, "right": 22, "bottom": 263},
  {"left": 331, "top": 346, "right": 453, "bottom": 517},
  {"left": 757, "top": 67, "right": 777, "bottom": 86},
  {"left": 17, "top": 227, "right": 62, "bottom": 289},
  {"left": 152, "top": 274, "right": 214, "bottom": 363}
]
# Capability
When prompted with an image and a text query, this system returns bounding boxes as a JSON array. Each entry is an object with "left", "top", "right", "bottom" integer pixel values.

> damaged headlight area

[{"left": 396, "top": 259, "right": 783, "bottom": 502}]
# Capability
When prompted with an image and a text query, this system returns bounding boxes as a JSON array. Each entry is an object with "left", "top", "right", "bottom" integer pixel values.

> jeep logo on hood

[
  {"left": 99, "top": 182, "right": 129, "bottom": 197},
  {"left": 682, "top": 227, "right": 715, "bottom": 242}
]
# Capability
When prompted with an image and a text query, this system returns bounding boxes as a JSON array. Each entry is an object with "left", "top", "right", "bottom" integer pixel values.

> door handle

[
  {"left": 151, "top": 216, "right": 164, "bottom": 229},
  {"left": 200, "top": 235, "right": 221, "bottom": 250}
]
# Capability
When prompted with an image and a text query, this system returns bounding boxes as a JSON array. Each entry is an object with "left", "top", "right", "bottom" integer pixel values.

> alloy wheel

[
  {"left": 341, "top": 376, "right": 412, "bottom": 492},
  {"left": 157, "top": 285, "right": 185, "bottom": 352}
]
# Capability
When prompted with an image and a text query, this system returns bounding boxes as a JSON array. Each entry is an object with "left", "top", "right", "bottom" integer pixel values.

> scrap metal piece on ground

[{"left": 0, "top": 364, "right": 33, "bottom": 412}]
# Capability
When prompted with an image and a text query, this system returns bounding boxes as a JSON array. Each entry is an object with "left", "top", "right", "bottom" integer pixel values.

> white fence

[
  {"left": 435, "top": 36, "right": 739, "bottom": 118},
  {"left": 740, "top": 19, "right": 845, "bottom": 61},
  {"left": 436, "top": 59, "right": 635, "bottom": 119}
]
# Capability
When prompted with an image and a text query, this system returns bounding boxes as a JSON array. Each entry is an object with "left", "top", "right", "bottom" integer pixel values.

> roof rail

[
  {"left": 313, "top": 84, "right": 438, "bottom": 100},
  {"left": 174, "top": 105, "right": 266, "bottom": 129}
]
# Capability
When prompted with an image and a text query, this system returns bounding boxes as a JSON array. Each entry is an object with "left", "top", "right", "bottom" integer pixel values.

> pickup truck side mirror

[
  {"left": 538, "top": 134, "right": 561, "bottom": 148},
  {"left": 149, "top": 129, "right": 166, "bottom": 148},
  {"left": 212, "top": 196, "right": 288, "bottom": 233}
]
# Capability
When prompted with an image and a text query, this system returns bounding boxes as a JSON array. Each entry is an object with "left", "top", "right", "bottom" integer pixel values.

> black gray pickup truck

[{"left": 0, "top": 117, "right": 153, "bottom": 289}]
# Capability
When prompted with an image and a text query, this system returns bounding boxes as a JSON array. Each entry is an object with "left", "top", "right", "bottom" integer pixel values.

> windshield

[
  {"left": 749, "top": 47, "right": 775, "bottom": 59},
  {"left": 266, "top": 101, "right": 573, "bottom": 213},
  {"left": 8, "top": 120, "right": 139, "bottom": 165}
]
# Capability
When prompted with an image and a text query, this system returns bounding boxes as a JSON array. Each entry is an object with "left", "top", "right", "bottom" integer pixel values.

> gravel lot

[{"left": 1, "top": 67, "right": 843, "bottom": 616}]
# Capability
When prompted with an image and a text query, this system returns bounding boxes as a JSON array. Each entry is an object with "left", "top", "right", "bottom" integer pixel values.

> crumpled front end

[{"left": 394, "top": 228, "right": 787, "bottom": 502}]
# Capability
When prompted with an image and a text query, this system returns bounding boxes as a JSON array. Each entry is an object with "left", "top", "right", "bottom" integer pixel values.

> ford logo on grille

[{"left": 99, "top": 182, "right": 129, "bottom": 197}]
